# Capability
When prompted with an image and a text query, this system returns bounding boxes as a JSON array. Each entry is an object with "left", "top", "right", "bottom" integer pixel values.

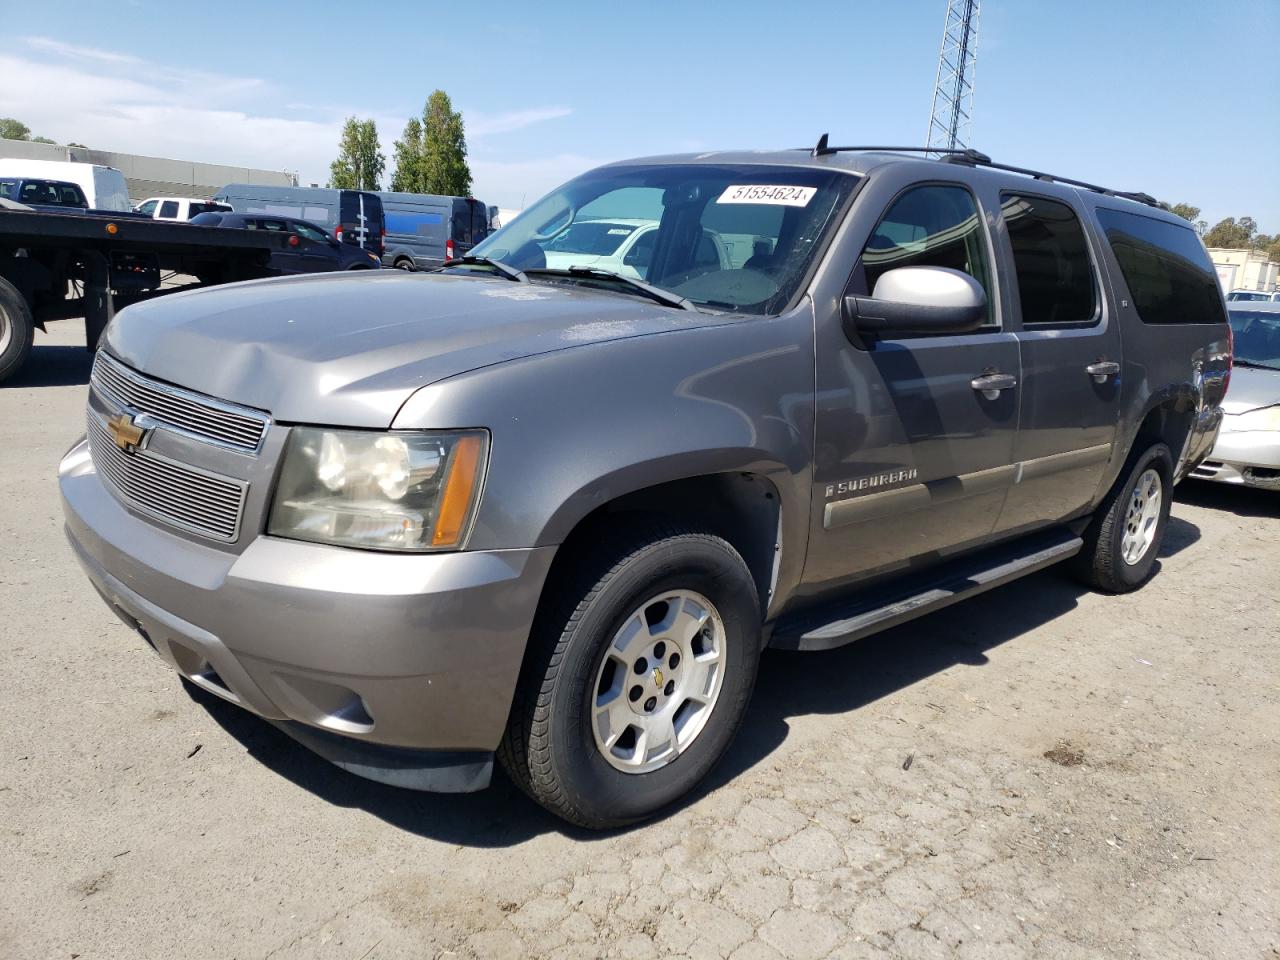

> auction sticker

[{"left": 716, "top": 185, "right": 816, "bottom": 206}]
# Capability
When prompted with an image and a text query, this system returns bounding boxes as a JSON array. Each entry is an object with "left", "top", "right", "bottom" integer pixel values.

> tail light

[
  {"left": 335, "top": 225, "right": 344, "bottom": 243},
  {"left": 445, "top": 238, "right": 455, "bottom": 261},
  {"left": 1224, "top": 321, "right": 1234, "bottom": 396}
]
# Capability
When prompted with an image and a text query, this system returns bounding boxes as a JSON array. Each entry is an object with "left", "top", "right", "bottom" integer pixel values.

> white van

[
  {"left": 0, "top": 158, "right": 131, "bottom": 212},
  {"left": 135, "top": 197, "right": 232, "bottom": 221}
]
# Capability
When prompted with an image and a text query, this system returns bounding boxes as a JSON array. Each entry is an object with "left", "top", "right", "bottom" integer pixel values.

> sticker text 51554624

[{"left": 716, "top": 185, "right": 817, "bottom": 207}]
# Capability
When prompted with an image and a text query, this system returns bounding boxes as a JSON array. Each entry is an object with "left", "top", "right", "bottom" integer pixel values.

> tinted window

[
  {"left": 0, "top": 179, "right": 16, "bottom": 200},
  {"left": 858, "top": 184, "right": 994, "bottom": 327},
  {"left": 1002, "top": 194, "right": 1097, "bottom": 326},
  {"left": 1095, "top": 208, "right": 1227, "bottom": 325},
  {"left": 58, "top": 185, "right": 85, "bottom": 206},
  {"left": 159, "top": 200, "right": 179, "bottom": 218}
]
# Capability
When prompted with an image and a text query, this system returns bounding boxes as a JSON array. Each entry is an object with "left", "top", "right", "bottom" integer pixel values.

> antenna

[{"left": 926, "top": 0, "right": 981, "bottom": 158}]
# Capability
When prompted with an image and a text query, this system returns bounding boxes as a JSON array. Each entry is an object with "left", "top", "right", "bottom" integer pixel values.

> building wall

[
  {"left": 1207, "top": 247, "right": 1279, "bottom": 292},
  {"left": 0, "top": 138, "right": 296, "bottom": 203}
]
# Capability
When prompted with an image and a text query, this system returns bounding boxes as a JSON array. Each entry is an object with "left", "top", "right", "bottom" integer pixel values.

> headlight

[
  {"left": 268, "top": 427, "right": 488, "bottom": 551},
  {"left": 1228, "top": 405, "right": 1280, "bottom": 433}
]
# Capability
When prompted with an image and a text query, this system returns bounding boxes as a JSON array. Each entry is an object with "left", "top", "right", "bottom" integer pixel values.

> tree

[
  {"left": 0, "top": 118, "right": 32, "bottom": 140},
  {"left": 1266, "top": 238, "right": 1280, "bottom": 264},
  {"left": 1202, "top": 216, "right": 1257, "bottom": 250},
  {"left": 328, "top": 117, "right": 385, "bottom": 191},
  {"left": 389, "top": 118, "right": 424, "bottom": 192},
  {"left": 31, "top": 136, "right": 55, "bottom": 144},
  {"left": 1168, "top": 202, "right": 1200, "bottom": 223},
  {"left": 421, "top": 90, "right": 471, "bottom": 196}
]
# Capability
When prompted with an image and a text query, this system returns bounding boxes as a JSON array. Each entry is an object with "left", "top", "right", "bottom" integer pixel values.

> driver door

[{"left": 805, "top": 181, "right": 1021, "bottom": 595}]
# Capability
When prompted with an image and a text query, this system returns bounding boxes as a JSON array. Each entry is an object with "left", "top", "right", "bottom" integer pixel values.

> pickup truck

[{"left": 59, "top": 142, "right": 1231, "bottom": 827}]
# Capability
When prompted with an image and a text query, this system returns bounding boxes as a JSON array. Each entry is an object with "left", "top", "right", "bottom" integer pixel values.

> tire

[
  {"left": 499, "top": 521, "right": 761, "bottom": 829},
  {"left": 393, "top": 259, "right": 415, "bottom": 271},
  {"left": 0, "top": 276, "right": 36, "bottom": 385},
  {"left": 1072, "top": 442, "right": 1174, "bottom": 593}
]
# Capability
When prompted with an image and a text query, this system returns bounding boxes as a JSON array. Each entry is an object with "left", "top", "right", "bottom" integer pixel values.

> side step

[{"left": 770, "top": 529, "right": 1083, "bottom": 652}]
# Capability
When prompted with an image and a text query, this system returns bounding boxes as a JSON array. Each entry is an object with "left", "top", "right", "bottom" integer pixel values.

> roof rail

[{"left": 805, "top": 133, "right": 1160, "bottom": 208}]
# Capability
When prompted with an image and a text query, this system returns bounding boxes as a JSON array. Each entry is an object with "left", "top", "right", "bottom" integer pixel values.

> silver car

[{"left": 1193, "top": 302, "right": 1280, "bottom": 489}]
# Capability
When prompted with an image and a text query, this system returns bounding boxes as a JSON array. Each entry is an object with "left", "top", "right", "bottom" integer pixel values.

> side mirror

[{"left": 844, "top": 266, "right": 987, "bottom": 337}]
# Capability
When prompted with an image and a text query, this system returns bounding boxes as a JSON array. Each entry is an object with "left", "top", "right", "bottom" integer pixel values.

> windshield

[
  {"left": 1229, "top": 309, "right": 1280, "bottom": 368},
  {"left": 470, "top": 163, "right": 859, "bottom": 314}
]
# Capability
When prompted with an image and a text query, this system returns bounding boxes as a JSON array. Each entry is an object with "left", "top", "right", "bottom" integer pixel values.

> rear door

[
  {"left": 992, "top": 192, "right": 1122, "bottom": 533},
  {"left": 807, "top": 179, "right": 1021, "bottom": 592}
]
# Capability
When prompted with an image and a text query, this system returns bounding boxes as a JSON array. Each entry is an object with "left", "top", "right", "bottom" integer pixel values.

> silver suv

[{"left": 60, "top": 143, "right": 1231, "bottom": 827}]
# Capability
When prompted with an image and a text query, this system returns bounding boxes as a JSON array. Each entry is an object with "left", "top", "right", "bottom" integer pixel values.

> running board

[{"left": 770, "top": 530, "right": 1083, "bottom": 652}]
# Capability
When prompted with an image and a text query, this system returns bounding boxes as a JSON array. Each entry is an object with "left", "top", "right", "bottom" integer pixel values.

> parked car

[
  {"left": 59, "top": 143, "right": 1230, "bottom": 828},
  {"left": 135, "top": 197, "right": 232, "bottom": 221},
  {"left": 0, "top": 158, "right": 131, "bottom": 211},
  {"left": 1226, "top": 289, "right": 1280, "bottom": 303},
  {"left": 0, "top": 177, "right": 88, "bottom": 210},
  {"left": 1191, "top": 302, "right": 1280, "bottom": 489},
  {"left": 214, "top": 184, "right": 384, "bottom": 257},
  {"left": 538, "top": 218, "right": 732, "bottom": 278},
  {"left": 189, "top": 212, "right": 380, "bottom": 273},
  {"left": 378, "top": 192, "right": 490, "bottom": 270}
]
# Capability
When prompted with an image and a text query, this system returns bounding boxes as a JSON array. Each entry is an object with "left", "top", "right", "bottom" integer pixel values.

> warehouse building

[
  {"left": 1208, "top": 248, "right": 1280, "bottom": 293},
  {"left": 0, "top": 137, "right": 296, "bottom": 204}
]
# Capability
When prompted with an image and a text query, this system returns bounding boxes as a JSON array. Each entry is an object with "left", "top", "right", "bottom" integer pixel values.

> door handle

[
  {"left": 970, "top": 372, "right": 1017, "bottom": 400},
  {"left": 1085, "top": 360, "right": 1120, "bottom": 383}
]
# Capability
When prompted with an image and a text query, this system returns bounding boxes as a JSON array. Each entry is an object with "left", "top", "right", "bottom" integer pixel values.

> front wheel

[
  {"left": 1072, "top": 442, "right": 1174, "bottom": 592},
  {"left": 499, "top": 522, "right": 761, "bottom": 828}
]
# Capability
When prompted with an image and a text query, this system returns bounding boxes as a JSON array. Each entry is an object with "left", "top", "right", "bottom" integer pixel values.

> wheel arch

[{"left": 540, "top": 467, "right": 786, "bottom": 628}]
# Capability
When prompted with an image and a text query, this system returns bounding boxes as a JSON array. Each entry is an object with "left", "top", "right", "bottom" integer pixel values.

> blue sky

[{"left": 2, "top": 0, "right": 1276, "bottom": 230}]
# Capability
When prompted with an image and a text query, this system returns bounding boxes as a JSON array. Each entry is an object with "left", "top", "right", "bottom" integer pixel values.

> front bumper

[
  {"left": 1190, "top": 425, "right": 1280, "bottom": 490},
  {"left": 59, "top": 437, "right": 557, "bottom": 790}
]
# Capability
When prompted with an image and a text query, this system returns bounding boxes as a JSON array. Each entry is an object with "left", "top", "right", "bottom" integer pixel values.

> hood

[
  {"left": 105, "top": 270, "right": 732, "bottom": 427},
  {"left": 1222, "top": 364, "right": 1280, "bottom": 415}
]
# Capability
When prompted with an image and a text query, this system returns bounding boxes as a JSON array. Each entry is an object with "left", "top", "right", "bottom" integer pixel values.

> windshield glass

[
  {"left": 470, "top": 163, "right": 859, "bottom": 314},
  {"left": 1229, "top": 308, "right": 1280, "bottom": 368}
]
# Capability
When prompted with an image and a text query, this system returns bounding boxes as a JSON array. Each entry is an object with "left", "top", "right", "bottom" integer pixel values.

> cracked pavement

[{"left": 3, "top": 326, "right": 1278, "bottom": 959}]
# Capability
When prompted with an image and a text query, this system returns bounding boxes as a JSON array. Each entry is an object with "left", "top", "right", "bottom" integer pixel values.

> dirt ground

[{"left": 2, "top": 323, "right": 1277, "bottom": 960}]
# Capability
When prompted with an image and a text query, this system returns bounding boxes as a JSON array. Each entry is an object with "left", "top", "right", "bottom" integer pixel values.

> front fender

[{"left": 393, "top": 305, "right": 817, "bottom": 588}]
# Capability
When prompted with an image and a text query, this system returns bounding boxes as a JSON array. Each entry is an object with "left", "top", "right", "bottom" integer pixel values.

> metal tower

[{"left": 926, "top": 0, "right": 980, "bottom": 157}]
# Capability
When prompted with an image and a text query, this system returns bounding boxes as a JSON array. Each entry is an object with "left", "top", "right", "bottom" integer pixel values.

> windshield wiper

[
  {"left": 1234, "top": 358, "right": 1280, "bottom": 371},
  {"left": 440, "top": 255, "right": 528, "bottom": 282},
  {"left": 526, "top": 266, "right": 698, "bottom": 311}
]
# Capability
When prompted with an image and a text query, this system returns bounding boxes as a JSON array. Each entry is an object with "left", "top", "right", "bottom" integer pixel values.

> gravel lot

[{"left": 3, "top": 323, "right": 1278, "bottom": 960}]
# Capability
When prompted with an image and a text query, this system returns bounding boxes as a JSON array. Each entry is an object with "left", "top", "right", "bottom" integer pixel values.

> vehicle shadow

[
  {"left": 1176, "top": 478, "right": 1279, "bottom": 519},
  {"left": 5, "top": 345, "right": 93, "bottom": 388},
  {"left": 188, "top": 560, "right": 1118, "bottom": 847}
]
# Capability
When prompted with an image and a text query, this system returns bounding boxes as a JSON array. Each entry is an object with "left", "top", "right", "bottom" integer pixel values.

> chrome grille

[
  {"left": 91, "top": 352, "right": 269, "bottom": 453},
  {"left": 87, "top": 413, "right": 247, "bottom": 542}
]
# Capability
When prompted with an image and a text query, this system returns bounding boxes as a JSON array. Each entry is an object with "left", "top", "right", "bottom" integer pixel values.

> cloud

[
  {"left": 465, "top": 106, "right": 572, "bottom": 137},
  {"left": 22, "top": 36, "right": 142, "bottom": 65},
  {"left": 0, "top": 38, "right": 584, "bottom": 204}
]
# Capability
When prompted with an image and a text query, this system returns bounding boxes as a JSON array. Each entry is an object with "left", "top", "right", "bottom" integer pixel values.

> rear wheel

[
  {"left": 394, "top": 258, "right": 415, "bottom": 271},
  {"left": 1073, "top": 442, "right": 1173, "bottom": 592},
  {"left": 0, "top": 277, "right": 35, "bottom": 385},
  {"left": 499, "top": 522, "right": 761, "bottom": 828}
]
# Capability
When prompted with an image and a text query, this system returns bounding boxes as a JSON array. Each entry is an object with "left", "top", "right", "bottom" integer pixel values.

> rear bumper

[
  {"left": 1175, "top": 405, "right": 1224, "bottom": 482},
  {"left": 59, "top": 437, "right": 557, "bottom": 790}
]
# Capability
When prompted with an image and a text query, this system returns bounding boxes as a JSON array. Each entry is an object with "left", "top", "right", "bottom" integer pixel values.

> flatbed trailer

[{"left": 0, "top": 208, "right": 291, "bottom": 383}]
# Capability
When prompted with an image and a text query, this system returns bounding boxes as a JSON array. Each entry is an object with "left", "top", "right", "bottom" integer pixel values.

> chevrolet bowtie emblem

[
  {"left": 652, "top": 667, "right": 664, "bottom": 688},
  {"left": 107, "top": 413, "right": 146, "bottom": 451}
]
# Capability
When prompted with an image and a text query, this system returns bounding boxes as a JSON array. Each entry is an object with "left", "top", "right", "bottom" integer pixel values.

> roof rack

[{"left": 806, "top": 133, "right": 1160, "bottom": 208}]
